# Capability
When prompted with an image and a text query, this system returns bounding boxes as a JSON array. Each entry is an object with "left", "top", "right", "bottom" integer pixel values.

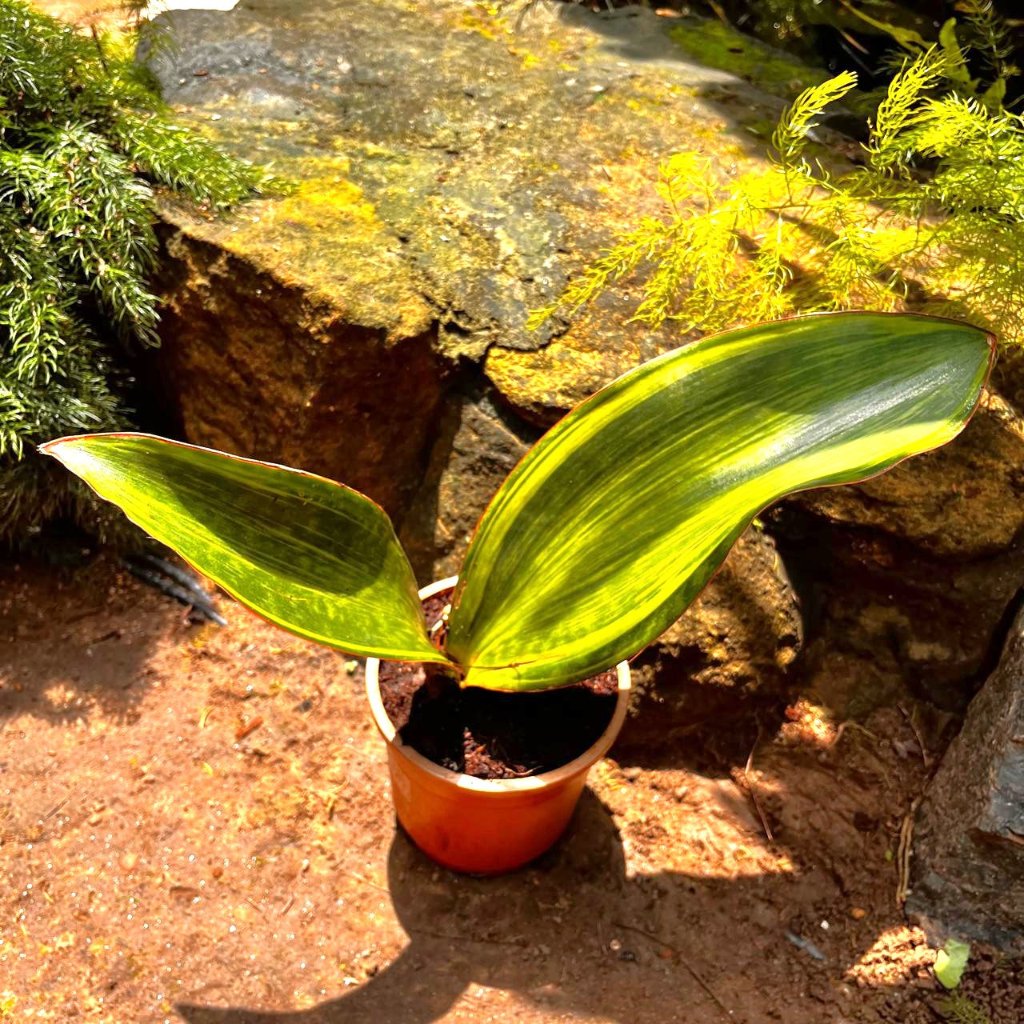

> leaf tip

[{"left": 38, "top": 436, "right": 93, "bottom": 476}]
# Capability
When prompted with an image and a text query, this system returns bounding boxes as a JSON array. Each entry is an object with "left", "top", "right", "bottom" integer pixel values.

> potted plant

[
  {"left": 362, "top": 574, "right": 634, "bottom": 873},
  {"left": 41, "top": 312, "right": 994, "bottom": 873}
]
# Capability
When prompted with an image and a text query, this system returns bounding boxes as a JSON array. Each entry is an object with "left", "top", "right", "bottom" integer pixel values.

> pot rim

[{"left": 365, "top": 576, "right": 632, "bottom": 795}]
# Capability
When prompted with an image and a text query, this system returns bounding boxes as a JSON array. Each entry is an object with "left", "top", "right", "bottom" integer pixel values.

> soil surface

[
  {"left": 2, "top": 553, "right": 1021, "bottom": 1024},
  {"left": 378, "top": 593, "right": 618, "bottom": 779},
  {"left": 380, "top": 662, "right": 617, "bottom": 779}
]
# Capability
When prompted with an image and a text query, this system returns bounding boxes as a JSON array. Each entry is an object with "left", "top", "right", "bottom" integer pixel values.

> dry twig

[
  {"left": 740, "top": 732, "right": 774, "bottom": 843},
  {"left": 898, "top": 703, "right": 931, "bottom": 767},
  {"left": 612, "top": 920, "right": 737, "bottom": 1022},
  {"left": 896, "top": 795, "right": 923, "bottom": 907},
  {"left": 344, "top": 870, "right": 390, "bottom": 895}
]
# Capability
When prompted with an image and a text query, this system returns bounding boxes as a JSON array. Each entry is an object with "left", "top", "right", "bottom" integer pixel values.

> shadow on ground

[
  {"left": 175, "top": 777, "right": 992, "bottom": 1024},
  {"left": 0, "top": 552, "right": 202, "bottom": 725},
  {"left": 3, "top": 549, "right": 1019, "bottom": 1023}
]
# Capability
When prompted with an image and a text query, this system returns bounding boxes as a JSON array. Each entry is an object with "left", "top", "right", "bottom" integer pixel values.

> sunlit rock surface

[{"left": 145, "top": 0, "right": 792, "bottom": 448}]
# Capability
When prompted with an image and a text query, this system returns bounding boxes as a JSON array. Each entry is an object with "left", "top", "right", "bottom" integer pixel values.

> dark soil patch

[{"left": 378, "top": 591, "right": 618, "bottom": 779}]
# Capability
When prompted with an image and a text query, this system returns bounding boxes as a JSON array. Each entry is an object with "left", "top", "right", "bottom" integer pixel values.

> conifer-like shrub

[
  {"left": 534, "top": 28, "right": 1024, "bottom": 353},
  {"left": 0, "top": 0, "right": 266, "bottom": 546}
]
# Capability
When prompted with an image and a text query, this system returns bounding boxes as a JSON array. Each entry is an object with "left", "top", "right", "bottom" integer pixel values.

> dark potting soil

[{"left": 378, "top": 593, "right": 619, "bottom": 780}]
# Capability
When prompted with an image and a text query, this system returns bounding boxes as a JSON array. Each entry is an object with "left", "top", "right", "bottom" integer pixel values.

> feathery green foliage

[
  {"left": 0, "top": 0, "right": 268, "bottom": 546},
  {"left": 533, "top": 40, "right": 1024, "bottom": 351},
  {"left": 942, "top": 1, "right": 1018, "bottom": 89},
  {"left": 938, "top": 992, "right": 993, "bottom": 1024}
]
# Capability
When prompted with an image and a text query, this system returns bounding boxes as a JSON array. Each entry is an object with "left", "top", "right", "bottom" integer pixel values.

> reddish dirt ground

[{"left": 1, "top": 553, "right": 1020, "bottom": 1024}]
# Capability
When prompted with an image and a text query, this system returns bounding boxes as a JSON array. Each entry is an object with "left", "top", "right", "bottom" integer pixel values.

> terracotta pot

[{"left": 365, "top": 577, "right": 632, "bottom": 875}]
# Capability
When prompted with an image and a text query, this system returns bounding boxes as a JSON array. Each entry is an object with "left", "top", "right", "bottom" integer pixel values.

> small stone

[{"left": 120, "top": 852, "right": 138, "bottom": 872}]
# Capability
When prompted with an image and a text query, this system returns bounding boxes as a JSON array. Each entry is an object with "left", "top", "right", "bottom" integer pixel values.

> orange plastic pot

[{"left": 365, "top": 577, "right": 631, "bottom": 875}]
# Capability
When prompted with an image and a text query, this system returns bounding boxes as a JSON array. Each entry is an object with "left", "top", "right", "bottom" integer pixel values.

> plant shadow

[
  {"left": 0, "top": 550, "right": 201, "bottom": 726},
  {"left": 175, "top": 793, "right": 696, "bottom": 1024},
  {"left": 173, "top": 754, "right": 973, "bottom": 1024}
]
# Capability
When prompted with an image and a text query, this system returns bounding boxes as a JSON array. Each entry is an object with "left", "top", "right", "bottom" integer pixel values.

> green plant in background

[
  {"left": 936, "top": 2, "right": 1018, "bottom": 100},
  {"left": 682, "top": 0, "right": 1017, "bottom": 94},
  {"left": 0, "top": 0, "right": 268, "bottom": 547},
  {"left": 532, "top": 39, "right": 1024, "bottom": 351},
  {"left": 43, "top": 313, "right": 991, "bottom": 691}
]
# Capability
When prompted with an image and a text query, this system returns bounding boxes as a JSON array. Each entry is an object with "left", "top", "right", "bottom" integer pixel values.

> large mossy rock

[
  {"left": 144, "top": 0, "right": 1024, "bottom": 738},
  {"left": 144, "top": 0, "right": 808, "bottom": 713},
  {"left": 154, "top": 219, "right": 445, "bottom": 518},
  {"left": 145, "top": 0, "right": 796, "bottom": 444}
]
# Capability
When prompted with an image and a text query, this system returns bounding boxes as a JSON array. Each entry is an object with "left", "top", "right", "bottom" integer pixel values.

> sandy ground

[{"left": 1, "top": 554, "right": 1020, "bottom": 1023}]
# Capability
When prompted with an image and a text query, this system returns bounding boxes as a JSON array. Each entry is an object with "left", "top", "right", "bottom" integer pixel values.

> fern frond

[
  {"left": 956, "top": 0, "right": 1017, "bottom": 82},
  {"left": 938, "top": 991, "right": 992, "bottom": 1024},
  {"left": 532, "top": 218, "right": 671, "bottom": 328},
  {"left": 540, "top": 12, "right": 1024, "bottom": 366},
  {"left": 111, "top": 112, "right": 272, "bottom": 207},
  {"left": 868, "top": 48, "right": 947, "bottom": 173},
  {"left": 772, "top": 71, "right": 858, "bottom": 164}
]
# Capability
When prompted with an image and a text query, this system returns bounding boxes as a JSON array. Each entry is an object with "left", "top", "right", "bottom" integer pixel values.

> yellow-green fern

[{"left": 537, "top": 44, "right": 1024, "bottom": 350}]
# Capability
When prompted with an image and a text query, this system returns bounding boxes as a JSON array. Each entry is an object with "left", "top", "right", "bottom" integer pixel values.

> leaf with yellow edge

[
  {"left": 40, "top": 434, "right": 447, "bottom": 665},
  {"left": 446, "top": 313, "right": 993, "bottom": 691}
]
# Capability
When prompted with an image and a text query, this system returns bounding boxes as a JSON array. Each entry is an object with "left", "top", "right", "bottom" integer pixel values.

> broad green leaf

[
  {"left": 935, "top": 938, "right": 971, "bottom": 990},
  {"left": 447, "top": 313, "right": 993, "bottom": 691},
  {"left": 41, "top": 434, "right": 448, "bottom": 665}
]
